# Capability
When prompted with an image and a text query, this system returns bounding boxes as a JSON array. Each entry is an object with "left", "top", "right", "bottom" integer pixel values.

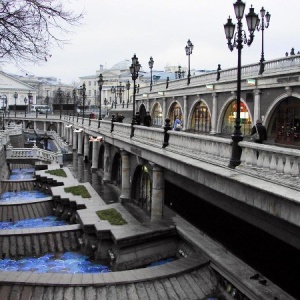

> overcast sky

[{"left": 3, "top": 0, "right": 300, "bottom": 84}]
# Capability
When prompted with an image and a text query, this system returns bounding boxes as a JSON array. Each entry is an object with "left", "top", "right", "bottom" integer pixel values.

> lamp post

[
  {"left": 224, "top": 0, "right": 258, "bottom": 168},
  {"left": 24, "top": 97, "right": 27, "bottom": 117},
  {"left": 66, "top": 92, "right": 71, "bottom": 117},
  {"left": 116, "top": 82, "right": 124, "bottom": 104},
  {"left": 175, "top": 65, "right": 185, "bottom": 79},
  {"left": 45, "top": 90, "right": 49, "bottom": 118},
  {"left": 97, "top": 74, "right": 104, "bottom": 128},
  {"left": 148, "top": 56, "right": 154, "bottom": 91},
  {"left": 256, "top": 7, "right": 271, "bottom": 75},
  {"left": 28, "top": 91, "right": 32, "bottom": 117},
  {"left": 14, "top": 92, "right": 18, "bottom": 117},
  {"left": 111, "top": 86, "right": 116, "bottom": 107},
  {"left": 57, "top": 87, "right": 63, "bottom": 119},
  {"left": 72, "top": 88, "right": 77, "bottom": 120},
  {"left": 129, "top": 54, "right": 141, "bottom": 138},
  {"left": 126, "top": 80, "right": 130, "bottom": 108},
  {"left": 185, "top": 39, "right": 193, "bottom": 85},
  {"left": 81, "top": 83, "right": 86, "bottom": 124}
]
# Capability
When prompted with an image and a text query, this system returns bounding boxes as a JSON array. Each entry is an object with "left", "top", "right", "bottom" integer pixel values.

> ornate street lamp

[
  {"left": 224, "top": 0, "right": 258, "bottom": 168},
  {"left": 111, "top": 86, "right": 116, "bottom": 108},
  {"left": 79, "top": 83, "right": 86, "bottom": 124},
  {"left": 116, "top": 82, "right": 124, "bottom": 104},
  {"left": 14, "top": 91, "right": 18, "bottom": 117},
  {"left": 129, "top": 54, "right": 141, "bottom": 138},
  {"left": 57, "top": 87, "right": 63, "bottom": 119},
  {"left": 256, "top": 7, "right": 271, "bottom": 75},
  {"left": 45, "top": 90, "right": 49, "bottom": 118},
  {"left": 66, "top": 92, "right": 71, "bottom": 116},
  {"left": 24, "top": 97, "right": 27, "bottom": 117},
  {"left": 175, "top": 65, "right": 185, "bottom": 79},
  {"left": 72, "top": 88, "right": 77, "bottom": 120},
  {"left": 97, "top": 73, "right": 104, "bottom": 128},
  {"left": 126, "top": 80, "right": 130, "bottom": 108},
  {"left": 148, "top": 56, "right": 154, "bottom": 91},
  {"left": 185, "top": 39, "right": 193, "bottom": 85},
  {"left": 28, "top": 91, "right": 33, "bottom": 116}
]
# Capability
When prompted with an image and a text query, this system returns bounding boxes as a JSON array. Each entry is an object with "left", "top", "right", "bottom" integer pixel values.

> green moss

[
  {"left": 96, "top": 208, "right": 127, "bottom": 225},
  {"left": 45, "top": 169, "right": 67, "bottom": 177},
  {"left": 64, "top": 185, "right": 91, "bottom": 198}
]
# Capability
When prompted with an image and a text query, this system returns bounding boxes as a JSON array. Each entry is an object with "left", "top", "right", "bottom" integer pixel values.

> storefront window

[
  {"left": 221, "top": 100, "right": 252, "bottom": 135},
  {"left": 270, "top": 97, "right": 300, "bottom": 146},
  {"left": 190, "top": 101, "right": 211, "bottom": 133},
  {"left": 152, "top": 103, "right": 163, "bottom": 127},
  {"left": 169, "top": 102, "right": 182, "bottom": 126}
]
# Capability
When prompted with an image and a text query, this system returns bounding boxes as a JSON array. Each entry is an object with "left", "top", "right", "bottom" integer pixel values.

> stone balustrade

[
  {"left": 6, "top": 145, "right": 62, "bottom": 165},
  {"left": 238, "top": 141, "right": 300, "bottom": 190}
]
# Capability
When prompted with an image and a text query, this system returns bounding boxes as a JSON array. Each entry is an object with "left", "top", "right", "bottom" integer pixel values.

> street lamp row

[{"left": 224, "top": 0, "right": 259, "bottom": 168}]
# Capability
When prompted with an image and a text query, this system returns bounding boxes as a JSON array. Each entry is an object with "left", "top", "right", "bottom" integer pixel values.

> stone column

[
  {"left": 72, "top": 130, "right": 77, "bottom": 151},
  {"left": 57, "top": 123, "right": 61, "bottom": 136},
  {"left": 83, "top": 134, "right": 89, "bottom": 162},
  {"left": 43, "top": 122, "right": 47, "bottom": 132},
  {"left": 91, "top": 140, "right": 100, "bottom": 170},
  {"left": 68, "top": 127, "right": 73, "bottom": 146},
  {"left": 34, "top": 121, "right": 37, "bottom": 130},
  {"left": 77, "top": 131, "right": 83, "bottom": 155},
  {"left": 119, "top": 150, "right": 130, "bottom": 203},
  {"left": 253, "top": 89, "right": 261, "bottom": 123},
  {"left": 103, "top": 142, "right": 111, "bottom": 182},
  {"left": 183, "top": 95, "right": 188, "bottom": 130},
  {"left": 210, "top": 92, "right": 218, "bottom": 134},
  {"left": 151, "top": 163, "right": 164, "bottom": 222}
]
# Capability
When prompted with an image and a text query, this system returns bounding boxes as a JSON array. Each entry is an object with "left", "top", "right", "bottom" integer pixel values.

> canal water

[{"left": 63, "top": 152, "right": 119, "bottom": 204}]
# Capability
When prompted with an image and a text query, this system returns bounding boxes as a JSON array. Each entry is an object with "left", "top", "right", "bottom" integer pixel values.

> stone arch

[
  {"left": 264, "top": 91, "right": 300, "bottom": 144},
  {"left": 187, "top": 97, "right": 211, "bottom": 133},
  {"left": 131, "top": 164, "right": 152, "bottom": 214},
  {"left": 217, "top": 95, "right": 252, "bottom": 135},
  {"left": 111, "top": 152, "right": 121, "bottom": 188}
]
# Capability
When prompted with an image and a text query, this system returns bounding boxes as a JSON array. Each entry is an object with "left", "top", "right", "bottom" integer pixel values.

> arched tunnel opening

[{"left": 164, "top": 180, "right": 300, "bottom": 299}]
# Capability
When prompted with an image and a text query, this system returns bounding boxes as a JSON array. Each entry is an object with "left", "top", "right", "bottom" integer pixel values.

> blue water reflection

[
  {"left": 0, "top": 252, "right": 111, "bottom": 273},
  {"left": 9, "top": 168, "right": 35, "bottom": 180},
  {"left": 0, "top": 216, "right": 67, "bottom": 229},
  {"left": 146, "top": 257, "right": 175, "bottom": 267},
  {"left": 0, "top": 190, "right": 47, "bottom": 202}
]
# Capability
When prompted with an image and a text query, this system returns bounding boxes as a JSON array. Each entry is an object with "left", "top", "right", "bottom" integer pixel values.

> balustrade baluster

[
  {"left": 283, "top": 156, "right": 292, "bottom": 176},
  {"left": 277, "top": 155, "right": 284, "bottom": 174},
  {"left": 291, "top": 157, "right": 299, "bottom": 177}
]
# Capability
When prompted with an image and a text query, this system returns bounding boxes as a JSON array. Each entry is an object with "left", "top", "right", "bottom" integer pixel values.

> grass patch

[
  {"left": 64, "top": 185, "right": 91, "bottom": 198},
  {"left": 96, "top": 208, "right": 127, "bottom": 225},
  {"left": 45, "top": 169, "right": 67, "bottom": 177}
]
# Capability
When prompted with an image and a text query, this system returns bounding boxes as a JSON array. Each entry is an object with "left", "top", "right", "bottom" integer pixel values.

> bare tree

[{"left": 0, "top": 0, "right": 83, "bottom": 64}]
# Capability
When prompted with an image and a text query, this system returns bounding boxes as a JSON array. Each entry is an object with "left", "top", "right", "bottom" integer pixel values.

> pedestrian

[
  {"left": 173, "top": 115, "right": 182, "bottom": 131},
  {"left": 251, "top": 120, "right": 267, "bottom": 159},
  {"left": 251, "top": 120, "right": 267, "bottom": 143},
  {"left": 135, "top": 112, "right": 141, "bottom": 125},
  {"left": 144, "top": 111, "right": 151, "bottom": 127}
]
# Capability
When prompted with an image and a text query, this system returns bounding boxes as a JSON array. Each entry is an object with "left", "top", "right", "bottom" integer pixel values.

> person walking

[
  {"left": 251, "top": 120, "right": 267, "bottom": 143},
  {"left": 143, "top": 111, "right": 151, "bottom": 127},
  {"left": 251, "top": 120, "right": 267, "bottom": 159},
  {"left": 173, "top": 116, "right": 183, "bottom": 131}
]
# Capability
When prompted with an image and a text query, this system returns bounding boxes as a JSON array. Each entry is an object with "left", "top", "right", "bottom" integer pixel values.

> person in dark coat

[
  {"left": 143, "top": 111, "right": 151, "bottom": 127},
  {"left": 251, "top": 119, "right": 267, "bottom": 143},
  {"left": 135, "top": 112, "right": 141, "bottom": 125}
]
